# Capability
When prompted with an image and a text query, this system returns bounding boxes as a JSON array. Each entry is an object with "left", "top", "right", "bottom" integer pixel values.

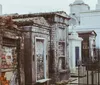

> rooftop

[
  {"left": 8, "top": 11, "right": 70, "bottom": 19},
  {"left": 73, "top": 0, "right": 84, "bottom": 5}
]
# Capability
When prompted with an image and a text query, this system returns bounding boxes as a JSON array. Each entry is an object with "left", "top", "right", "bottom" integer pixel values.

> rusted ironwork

[{"left": 78, "top": 49, "right": 100, "bottom": 85}]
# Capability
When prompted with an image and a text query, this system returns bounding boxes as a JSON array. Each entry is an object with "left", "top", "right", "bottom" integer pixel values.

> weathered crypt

[
  {"left": 11, "top": 11, "right": 70, "bottom": 85},
  {"left": 0, "top": 16, "right": 23, "bottom": 85}
]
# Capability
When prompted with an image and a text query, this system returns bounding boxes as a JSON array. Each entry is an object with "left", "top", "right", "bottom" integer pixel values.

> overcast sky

[{"left": 0, "top": 0, "right": 98, "bottom": 14}]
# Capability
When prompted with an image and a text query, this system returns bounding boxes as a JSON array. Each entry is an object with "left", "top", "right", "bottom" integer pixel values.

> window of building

[
  {"left": 60, "top": 17, "right": 64, "bottom": 23},
  {"left": 83, "top": 41, "right": 88, "bottom": 49},
  {"left": 59, "top": 42, "right": 65, "bottom": 56},
  {"left": 58, "top": 28, "right": 65, "bottom": 41},
  {"left": 58, "top": 42, "right": 66, "bottom": 70},
  {"left": 35, "top": 37, "right": 46, "bottom": 81},
  {"left": 1, "top": 46, "right": 17, "bottom": 69},
  {"left": 58, "top": 57, "right": 65, "bottom": 70}
]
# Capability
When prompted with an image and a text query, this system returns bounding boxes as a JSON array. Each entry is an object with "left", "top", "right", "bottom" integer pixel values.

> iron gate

[{"left": 78, "top": 49, "right": 100, "bottom": 85}]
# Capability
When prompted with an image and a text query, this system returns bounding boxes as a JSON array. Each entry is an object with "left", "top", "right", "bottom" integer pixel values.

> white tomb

[{"left": 69, "top": 28, "right": 83, "bottom": 73}]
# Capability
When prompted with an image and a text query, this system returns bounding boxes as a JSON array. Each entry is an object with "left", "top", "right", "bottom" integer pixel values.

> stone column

[{"left": 18, "top": 33, "right": 25, "bottom": 85}]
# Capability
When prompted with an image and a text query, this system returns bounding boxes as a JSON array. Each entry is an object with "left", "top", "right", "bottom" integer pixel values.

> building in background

[
  {"left": 69, "top": 0, "right": 100, "bottom": 48},
  {"left": 68, "top": 0, "right": 98, "bottom": 74},
  {"left": 69, "top": 0, "right": 90, "bottom": 26}
]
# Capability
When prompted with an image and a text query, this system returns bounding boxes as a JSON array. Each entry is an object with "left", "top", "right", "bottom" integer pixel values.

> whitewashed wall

[
  {"left": 70, "top": 4, "right": 89, "bottom": 17},
  {"left": 69, "top": 32, "right": 83, "bottom": 73},
  {"left": 75, "top": 10, "right": 100, "bottom": 48},
  {"left": 80, "top": 11, "right": 100, "bottom": 27}
]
